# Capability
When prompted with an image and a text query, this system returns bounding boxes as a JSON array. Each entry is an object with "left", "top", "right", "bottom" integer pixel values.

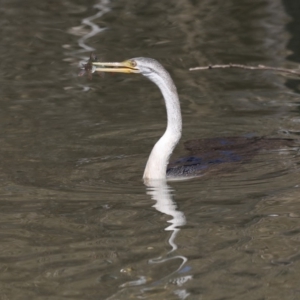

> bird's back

[{"left": 167, "top": 136, "right": 294, "bottom": 178}]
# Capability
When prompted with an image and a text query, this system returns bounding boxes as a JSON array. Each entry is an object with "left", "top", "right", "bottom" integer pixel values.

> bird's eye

[{"left": 130, "top": 60, "right": 137, "bottom": 68}]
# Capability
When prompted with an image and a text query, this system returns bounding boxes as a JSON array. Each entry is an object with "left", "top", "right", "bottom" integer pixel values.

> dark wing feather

[{"left": 167, "top": 137, "right": 295, "bottom": 177}]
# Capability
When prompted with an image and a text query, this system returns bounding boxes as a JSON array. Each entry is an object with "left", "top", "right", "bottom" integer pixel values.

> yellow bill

[{"left": 92, "top": 60, "right": 139, "bottom": 74}]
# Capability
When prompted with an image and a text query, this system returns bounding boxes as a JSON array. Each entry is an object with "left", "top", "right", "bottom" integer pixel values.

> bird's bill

[{"left": 92, "top": 60, "right": 139, "bottom": 74}]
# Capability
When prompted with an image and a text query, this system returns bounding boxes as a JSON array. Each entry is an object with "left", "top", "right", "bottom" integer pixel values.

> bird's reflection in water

[
  {"left": 117, "top": 181, "right": 190, "bottom": 300},
  {"left": 146, "top": 179, "right": 186, "bottom": 253},
  {"left": 145, "top": 180, "right": 191, "bottom": 297}
]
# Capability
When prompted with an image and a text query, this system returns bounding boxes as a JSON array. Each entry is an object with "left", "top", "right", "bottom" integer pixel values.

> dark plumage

[{"left": 167, "top": 137, "right": 294, "bottom": 177}]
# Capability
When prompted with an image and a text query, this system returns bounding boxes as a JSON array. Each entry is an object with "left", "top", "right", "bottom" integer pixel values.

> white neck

[{"left": 143, "top": 69, "right": 182, "bottom": 183}]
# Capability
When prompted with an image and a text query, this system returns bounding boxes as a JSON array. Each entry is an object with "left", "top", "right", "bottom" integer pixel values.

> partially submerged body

[{"left": 166, "top": 136, "right": 295, "bottom": 179}]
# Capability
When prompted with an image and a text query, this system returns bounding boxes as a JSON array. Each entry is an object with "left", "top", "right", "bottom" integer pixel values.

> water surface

[{"left": 1, "top": 0, "right": 300, "bottom": 299}]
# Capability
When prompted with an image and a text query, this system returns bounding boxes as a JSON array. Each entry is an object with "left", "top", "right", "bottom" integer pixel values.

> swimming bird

[{"left": 84, "top": 57, "right": 293, "bottom": 184}]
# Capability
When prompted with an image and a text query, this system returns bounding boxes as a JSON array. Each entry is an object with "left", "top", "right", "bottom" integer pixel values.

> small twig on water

[{"left": 189, "top": 63, "right": 300, "bottom": 76}]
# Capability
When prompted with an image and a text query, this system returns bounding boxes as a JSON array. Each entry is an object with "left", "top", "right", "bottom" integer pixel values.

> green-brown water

[{"left": 1, "top": 0, "right": 300, "bottom": 299}]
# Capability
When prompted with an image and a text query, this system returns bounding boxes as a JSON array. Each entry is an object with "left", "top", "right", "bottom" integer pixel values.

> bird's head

[{"left": 90, "top": 57, "right": 174, "bottom": 94}]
